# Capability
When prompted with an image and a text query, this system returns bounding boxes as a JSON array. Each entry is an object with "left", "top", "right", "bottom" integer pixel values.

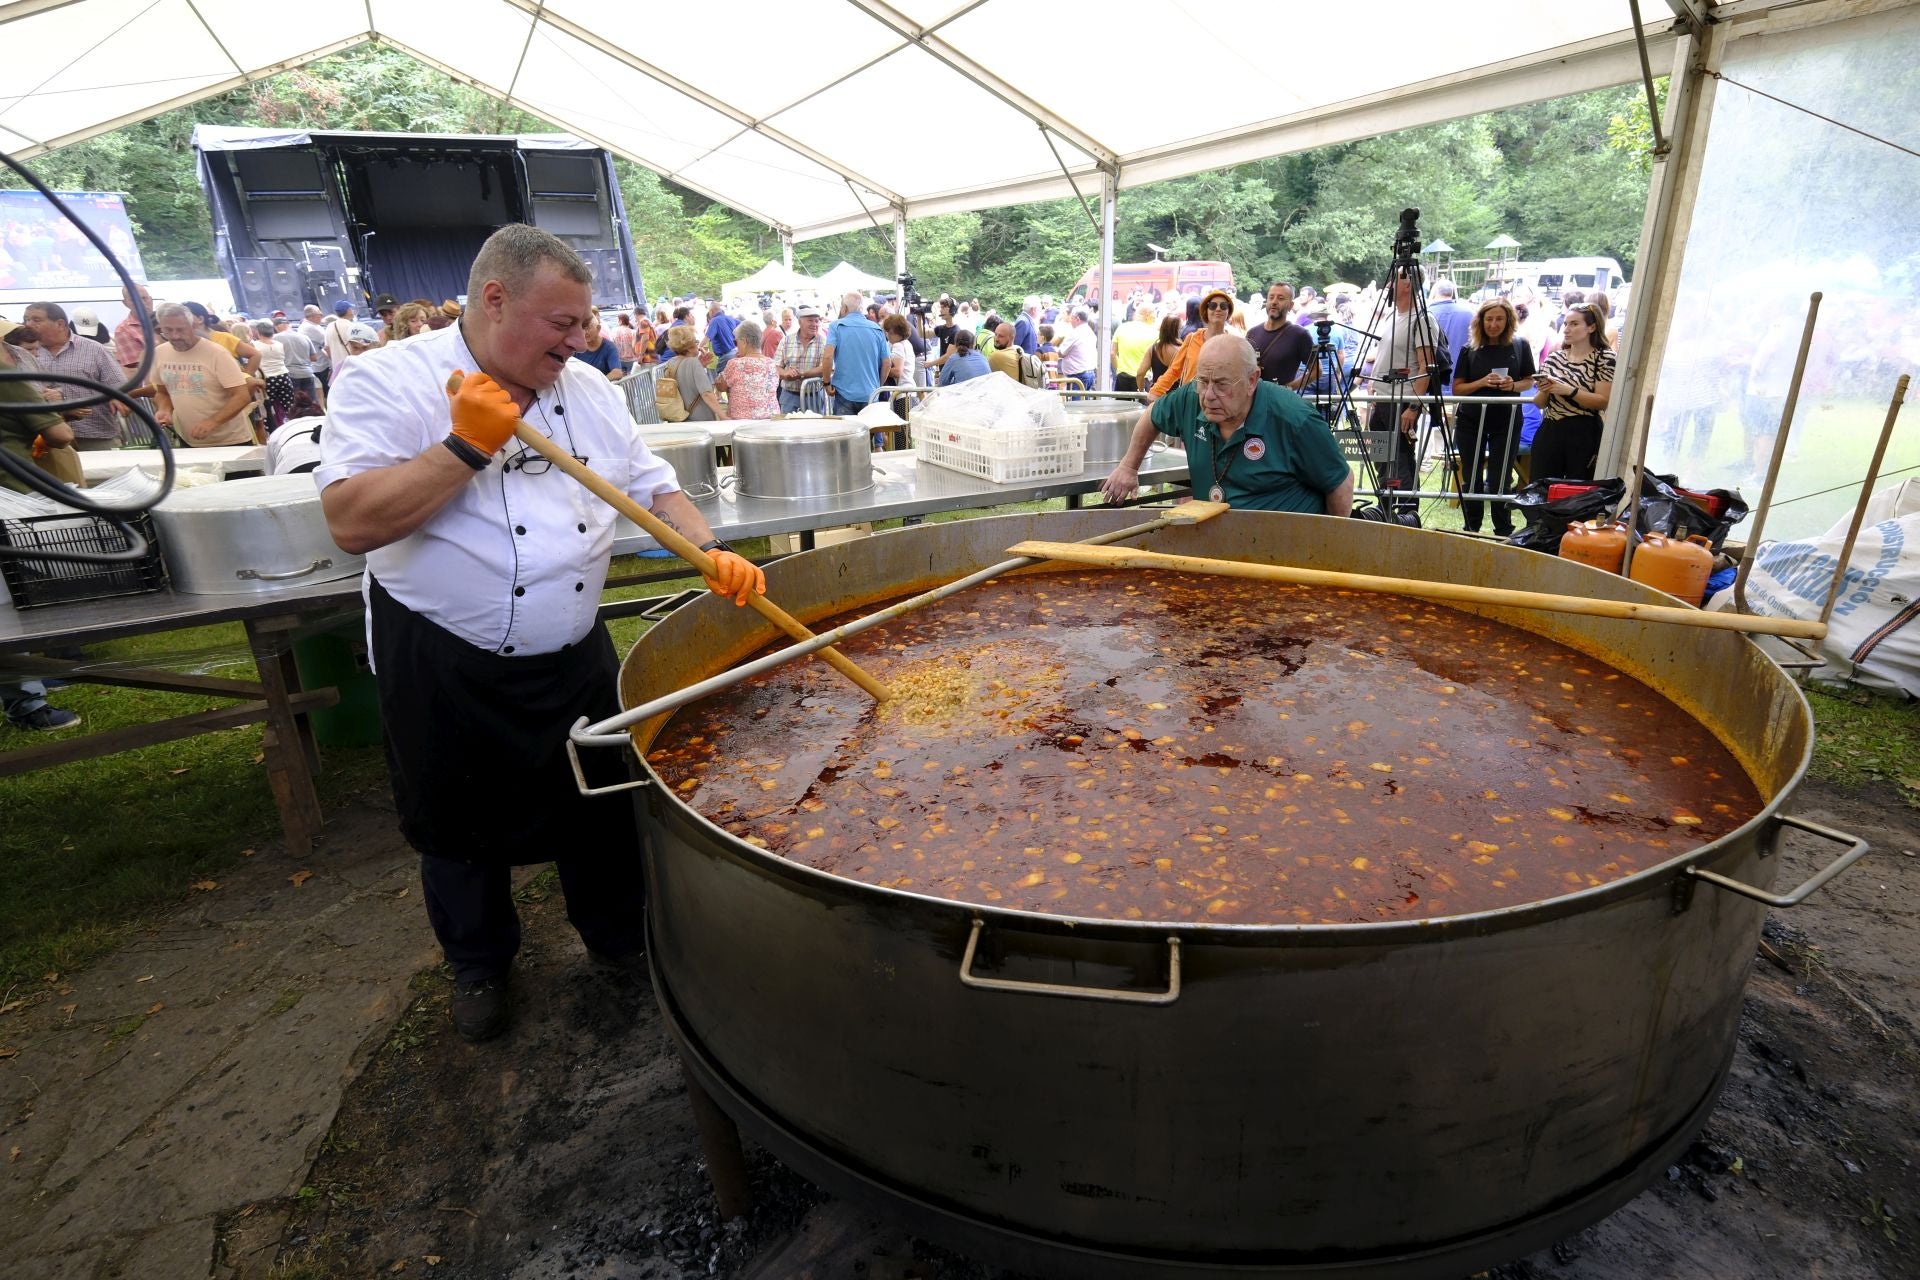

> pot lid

[
  {"left": 153, "top": 473, "right": 324, "bottom": 511},
  {"left": 733, "top": 419, "right": 866, "bottom": 444},
  {"left": 640, "top": 427, "right": 714, "bottom": 449}
]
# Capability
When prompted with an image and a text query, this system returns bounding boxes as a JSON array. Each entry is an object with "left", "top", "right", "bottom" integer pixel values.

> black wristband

[
  {"left": 698, "top": 538, "right": 732, "bottom": 555},
  {"left": 443, "top": 434, "right": 488, "bottom": 471}
]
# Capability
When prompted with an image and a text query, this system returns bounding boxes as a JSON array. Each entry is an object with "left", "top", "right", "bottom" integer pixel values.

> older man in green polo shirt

[{"left": 1100, "top": 332, "right": 1353, "bottom": 515}]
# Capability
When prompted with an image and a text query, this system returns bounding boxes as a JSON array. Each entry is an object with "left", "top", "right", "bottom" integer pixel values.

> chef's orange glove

[
  {"left": 703, "top": 550, "right": 766, "bottom": 607},
  {"left": 446, "top": 369, "right": 521, "bottom": 457},
  {"left": 31, "top": 434, "right": 47, "bottom": 459}
]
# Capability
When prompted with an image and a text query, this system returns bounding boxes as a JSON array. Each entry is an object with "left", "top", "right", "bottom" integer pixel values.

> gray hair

[
  {"left": 841, "top": 291, "right": 865, "bottom": 315},
  {"left": 251, "top": 319, "right": 276, "bottom": 339},
  {"left": 154, "top": 303, "right": 192, "bottom": 324},
  {"left": 1434, "top": 278, "right": 1457, "bottom": 299},
  {"left": 1200, "top": 332, "right": 1258, "bottom": 377},
  {"left": 466, "top": 223, "right": 591, "bottom": 305},
  {"left": 736, "top": 319, "right": 763, "bottom": 351}
]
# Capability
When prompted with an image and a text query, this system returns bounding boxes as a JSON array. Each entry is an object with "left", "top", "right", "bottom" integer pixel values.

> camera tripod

[
  {"left": 1307, "top": 318, "right": 1389, "bottom": 503},
  {"left": 1346, "top": 209, "right": 1458, "bottom": 523}
]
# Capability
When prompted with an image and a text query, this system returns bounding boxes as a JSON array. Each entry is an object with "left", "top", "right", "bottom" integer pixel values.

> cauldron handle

[
  {"left": 1684, "top": 814, "right": 1869, "bottom": 909},
  {"left": 565, "top": 719, "right": 651, "bottom": 796},
  {"left": 958, "top": 917, "right": 1181, "bottom": 1005}
]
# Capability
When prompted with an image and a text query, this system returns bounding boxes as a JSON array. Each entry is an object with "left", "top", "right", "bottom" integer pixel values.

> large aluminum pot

[
  {"left": 728, "top": 419, "right": 875, "bottom": 499},
  {"left": 150, "top": 474, "right": 362, "bottom": 595},
  {"left": 639, "top": 426, "right": 717, "bottom": 501},
  {"left": 608, "top": 511, "right": 1863, "bottom": 1279},
  {"left": 1062, "top": 397, "right": 1159, "bottom": 464}
]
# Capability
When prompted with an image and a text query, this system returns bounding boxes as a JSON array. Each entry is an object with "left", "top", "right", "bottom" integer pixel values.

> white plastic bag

[
  {"left": 1720, "top": 478, "right": 1920, "bottom": 696},
  {"left": 915, "top": 372, "right": 1066, "bottom": 434}
]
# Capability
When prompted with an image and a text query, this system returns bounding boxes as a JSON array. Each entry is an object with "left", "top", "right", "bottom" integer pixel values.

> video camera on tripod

[{"left": 896, "top": 271, "right": 933, "bottom": 319}]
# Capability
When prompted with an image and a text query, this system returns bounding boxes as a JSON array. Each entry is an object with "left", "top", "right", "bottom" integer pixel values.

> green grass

[
  {"left": 0, "top": 622, "right": 391, "bottom": 991},
  {"left": 1806, "top": 683, "right": 1920, "bottom": 797}
]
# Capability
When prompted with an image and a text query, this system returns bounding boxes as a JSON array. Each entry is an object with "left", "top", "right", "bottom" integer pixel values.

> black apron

[{"left": 368, "top": 576, "right": 640, "bottom": 865}]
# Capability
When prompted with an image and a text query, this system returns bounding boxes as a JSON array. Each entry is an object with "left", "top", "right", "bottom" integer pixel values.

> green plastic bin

[{"left": 291, "top": 623, "right": 383, "bottom": 748}]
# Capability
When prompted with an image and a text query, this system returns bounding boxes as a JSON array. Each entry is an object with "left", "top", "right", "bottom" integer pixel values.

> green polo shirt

[{"left": 1151, "top": 380, "right": 1350, "bottom": 513}]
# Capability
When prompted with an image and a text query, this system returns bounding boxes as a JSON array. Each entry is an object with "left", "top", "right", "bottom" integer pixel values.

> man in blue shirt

[
  {"left": 1099, "top": 333, "right": 1353, "bottom": 515},
  {"left": 1429, "top": 279, "right": 1474, "bottom": 394},
  {"left": 706, "top": 301, "right": 739, "bottom": 375},
  {"left": 936, "top": 328, "right": 989, "bottom": 384},
  {"left": 821, "top": 291, "right": 890, "bottom": 416}
]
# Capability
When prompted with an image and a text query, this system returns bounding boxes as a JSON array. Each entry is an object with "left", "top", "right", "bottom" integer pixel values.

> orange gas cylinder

[
  {"left": 1629, "top": 533, "right": 1715, "bottom": 605},
  {"left": 1558, "top": 519, "right": 1629, "bottom": 574}
]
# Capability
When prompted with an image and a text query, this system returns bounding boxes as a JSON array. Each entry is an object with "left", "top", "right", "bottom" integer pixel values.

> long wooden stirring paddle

[
  {"left": 445, "top": 372, "right": 890, "bottom": 702},
  {"left": 1005, "top": 541, "right": 1829, "bottom": 641}
]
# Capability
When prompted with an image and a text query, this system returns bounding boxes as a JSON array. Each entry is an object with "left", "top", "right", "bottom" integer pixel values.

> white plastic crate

[{"left": 912, "top": 418, "right": 1087, "bottom": 484}]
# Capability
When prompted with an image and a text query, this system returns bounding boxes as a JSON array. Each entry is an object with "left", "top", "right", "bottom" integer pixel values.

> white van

[{"left": 1533, "top": 257, "right": 1626, "bottom": 300}]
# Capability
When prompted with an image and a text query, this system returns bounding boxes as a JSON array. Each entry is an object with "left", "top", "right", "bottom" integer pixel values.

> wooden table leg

[
  {"left": 682, "top": 1065, "right": 754, "bottom": 1220},
  {"left": 244, "top": 614, "right": 324, "bottom": 856}
]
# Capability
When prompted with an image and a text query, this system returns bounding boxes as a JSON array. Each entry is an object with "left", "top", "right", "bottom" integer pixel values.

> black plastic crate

[{"left": 0, "top": 510, "right": 169, "bottom": 608}]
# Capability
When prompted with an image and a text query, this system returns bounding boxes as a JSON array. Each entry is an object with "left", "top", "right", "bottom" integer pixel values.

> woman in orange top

[{"left": 1147, "top": 288, "right": 1234, "bottom": 401}]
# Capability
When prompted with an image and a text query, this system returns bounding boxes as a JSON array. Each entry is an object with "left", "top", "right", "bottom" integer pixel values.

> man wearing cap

[
  {"left": 25, "top": 302, "right": 126, "bottom": 450},
  {"left": 317, "top": 223, "right": 763, "bottom": 1042},
  {"left": 150, "top": 302, "right": 255, "bottom": 447},
  {"left": 1101, "top": 333, "right": 1352, "bottom": 516},
  {"left": 322, "top": 299, "right": 360, "bottom": 371},
  {"left": 371, "top": 292, "right": 401, "bottom": 337},
  {"left": 776, "top": 305, "right": 826, "bottom": 413}
]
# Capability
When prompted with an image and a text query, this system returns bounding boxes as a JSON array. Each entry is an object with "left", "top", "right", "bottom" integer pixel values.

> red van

[{"left": 1065, "top": 260, "right": 1236, "bottom": 310}]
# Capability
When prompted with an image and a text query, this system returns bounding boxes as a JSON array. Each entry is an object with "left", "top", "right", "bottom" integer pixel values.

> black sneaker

[
  {"left": 587, "top": 947, "right": 649, "bottom": 984},
  {"left": 451, "top": 977, "right": 510, "bottom": 1042},
  {"left": 9, "top": 705, "right": 80, "bottom": 731}
]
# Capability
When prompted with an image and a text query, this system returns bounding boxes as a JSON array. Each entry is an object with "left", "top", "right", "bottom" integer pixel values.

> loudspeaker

[
  {"left": 267, "top": 260, "right": 303, "bottom": 316},
  {"left": 303, "top": 243, "right": 345, "bottom": 275},
  {"left": 234, "top": 257, "right": 277, "bottom": 316},
  {"left": 584, "top": 249, "right": 623, "bottom": 305},
  {"left": 305, "top": 269, "right": 345, "bottom": 312}
]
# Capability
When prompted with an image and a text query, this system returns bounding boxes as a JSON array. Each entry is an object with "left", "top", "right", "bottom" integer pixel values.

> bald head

[
  {"left": 994, "top": 323, "right": 1014, "bottom": 349},
  {"left": 1195, "top": 334, "right": 1260, "bottom": 429}
]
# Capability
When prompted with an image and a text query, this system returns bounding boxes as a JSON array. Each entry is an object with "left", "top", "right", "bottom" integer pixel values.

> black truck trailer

[{"left": 192, "top": 125, "right": 643, "bottom": 317}]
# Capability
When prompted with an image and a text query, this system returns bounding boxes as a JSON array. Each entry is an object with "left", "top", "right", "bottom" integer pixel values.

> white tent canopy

[
  {"left": 813, "top": 261, "right": 898, "bottom": 299},
  {"left": 720, "top": 259, "right": 817, "bottom": 299},
  {"left": 0, "top": 0, "right": 1686, "bottom": 242}
]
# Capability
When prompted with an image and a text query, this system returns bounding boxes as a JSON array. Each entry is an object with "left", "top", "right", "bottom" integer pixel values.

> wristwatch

[{"left": 698, "top": 538, "right": 733, "bottom": 555}]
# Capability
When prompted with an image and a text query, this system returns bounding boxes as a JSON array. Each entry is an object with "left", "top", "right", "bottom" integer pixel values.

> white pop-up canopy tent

[
  {"left": 720, "top": 259, "right": 818, "bottom": 300},
  {"left": 813, "top": 261, "right": 899, "bottom": 299},
  {"left": 1, "top": 0, "right": 1908, "bottom": 495}
]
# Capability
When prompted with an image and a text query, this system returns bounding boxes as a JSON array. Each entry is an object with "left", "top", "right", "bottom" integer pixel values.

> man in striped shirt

[{"left": 775, "top": 306, "right": 825, "bottom": 413}]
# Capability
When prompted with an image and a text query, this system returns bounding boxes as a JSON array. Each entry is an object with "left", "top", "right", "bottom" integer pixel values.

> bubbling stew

[{"left": 646, "top": 570, "right": 1762, "bottom": 924}]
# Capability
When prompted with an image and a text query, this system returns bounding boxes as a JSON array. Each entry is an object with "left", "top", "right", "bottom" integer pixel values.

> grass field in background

[{"left": 4, "top": 493, "right": 1915, "bottom": 993}]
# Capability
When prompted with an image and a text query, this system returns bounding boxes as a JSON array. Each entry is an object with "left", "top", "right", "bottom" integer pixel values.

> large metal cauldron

[{"left": 608, "top": 510, "right": 1863, "bottom": 1279}]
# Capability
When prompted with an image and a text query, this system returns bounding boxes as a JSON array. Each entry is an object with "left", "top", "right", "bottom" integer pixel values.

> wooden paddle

[
  {"left": 445, "top": 372, "right": 890, "bottom": 702},
  {"left": 1004, "top": 541, "right": 1830, "bottom": 641}
]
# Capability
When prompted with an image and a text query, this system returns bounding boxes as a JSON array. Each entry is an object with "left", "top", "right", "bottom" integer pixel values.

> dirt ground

[{"left": 242, "top": 777, "right": 1918, "bottom": 1280}]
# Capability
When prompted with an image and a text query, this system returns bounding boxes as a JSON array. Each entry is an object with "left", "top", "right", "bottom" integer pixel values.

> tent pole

[
  {"left": 1598, "top": 21, "right": 1722, "bottom": 480},
  {"left": 781, "top": 234, "right": 794, "bottom": 272},
  {"left": 1098, "top": 169, "right": 1117, "bottom": 393},
  {"left": 893, "top": 208, "right": 908, "bottom": 291}
]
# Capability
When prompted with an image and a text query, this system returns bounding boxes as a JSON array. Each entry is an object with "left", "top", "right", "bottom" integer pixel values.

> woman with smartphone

[
  {"left": 1451, "top": 297, "right": 1536, "bottom": 536},
  {"left": 1531, "top": 304, "right": 1615, "bottom": 482}
]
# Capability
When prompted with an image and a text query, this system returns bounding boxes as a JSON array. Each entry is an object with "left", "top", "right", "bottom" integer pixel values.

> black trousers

[
  {"left": 421, "top": 851, "right": 647, "bottom": 984},
  {"left": 1458, "top": 403, "right": 1524, "bottom": 535},
  {"left": 1531, "top": 413, "right": 1603, "bottom": 484}
]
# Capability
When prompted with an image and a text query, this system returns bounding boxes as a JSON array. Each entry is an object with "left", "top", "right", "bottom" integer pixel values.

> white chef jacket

[{"left": 314, "top": 324, "right": 680, "bottom": 657}]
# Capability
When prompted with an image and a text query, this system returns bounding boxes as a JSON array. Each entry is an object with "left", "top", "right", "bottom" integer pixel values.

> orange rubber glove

[
  {"left": 703, "top": 550, "right": 766, "bottom": 607},
  {"left": 446, "top": 369, "right": 521, "bottom": 457}
]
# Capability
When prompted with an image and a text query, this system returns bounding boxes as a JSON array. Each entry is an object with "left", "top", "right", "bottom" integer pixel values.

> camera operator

[{"left": 1361, "top": 263, "right": 1437, "bottom": 505}]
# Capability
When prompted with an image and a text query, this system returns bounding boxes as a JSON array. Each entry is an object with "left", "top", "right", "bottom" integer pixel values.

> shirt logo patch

[{"left": 1243, "top": 437, "right": 1266, "bottom": 461}]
